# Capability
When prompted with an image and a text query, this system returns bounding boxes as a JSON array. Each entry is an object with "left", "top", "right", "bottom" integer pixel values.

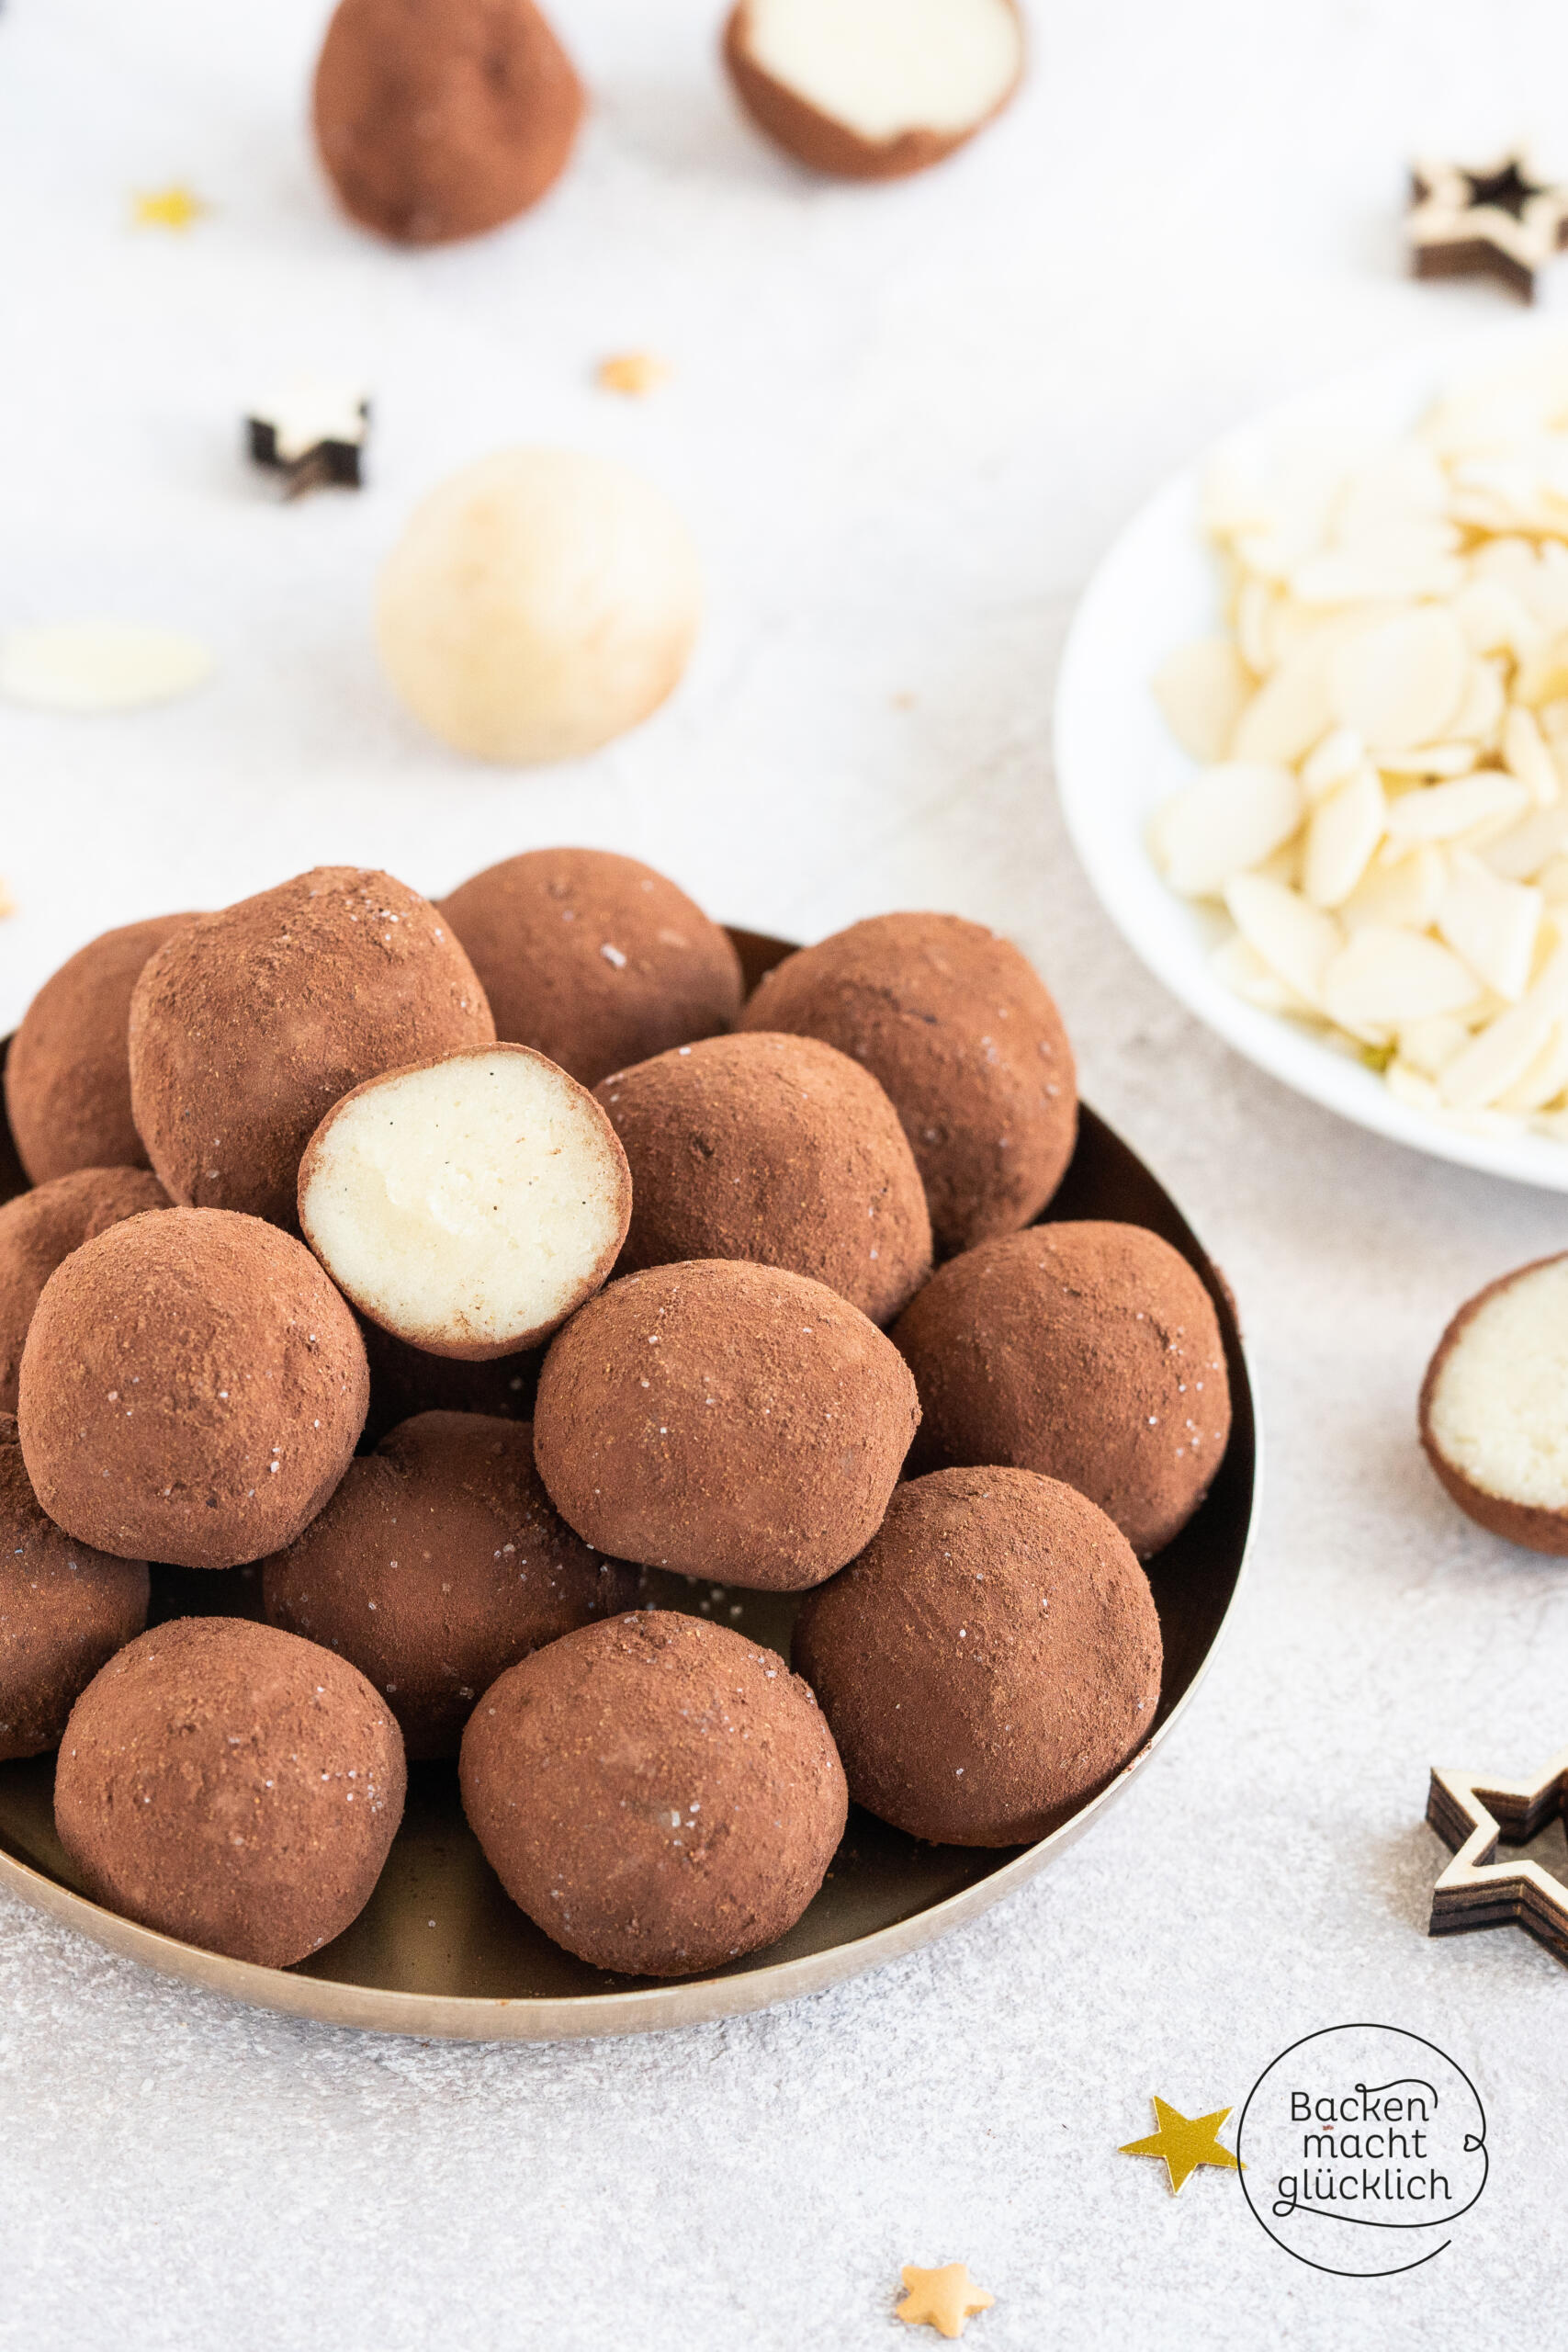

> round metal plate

[{"left": 0, "top": 932, "right": 1257, "bottom": 2039}]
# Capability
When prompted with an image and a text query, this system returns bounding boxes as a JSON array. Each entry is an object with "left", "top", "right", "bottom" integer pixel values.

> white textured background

[{"left": 3, "top": 2, "right": 1568, "bottom": 2344}]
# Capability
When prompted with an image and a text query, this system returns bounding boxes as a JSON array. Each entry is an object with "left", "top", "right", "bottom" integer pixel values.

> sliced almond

[
  {"left": 1340, "top": 842, "right": 1448, "bottom": 933},
  {"left": 1397, "top": 1012, "right": 1474, "bottom": 1078},
  {"left": 1321, "top": 925, "right": 1480, "bottom": 1034},
  {"left": 0, "top": 623, "right": 214, "bottom": 713},
  {"left": 1479, "top": 801, "right": 1568, "bottom": 882},
  {"left": 1151, "top": 639, "right": 1251, "bottom": 762},
  {"left": 1382, "top": 773, "right": 1529, "bottom": 847},
  {"left": 1437, "top": 941, "right": 1568, "bottom": 1109},
  {"left": 1303, "top": 766, "right": 1384, "bottom": 908},
  {"left": 1224, "top": 875, "right": 1339, "bottom": 1007},
  {"left": 1150, "top": 762, "right": 1303, "bottom": 897},
  {"left": 1495, "top": 1019, "right": 1568, "bottom": 1113},
  {"left": 1325, "top": 606, "right": 1469, "bottom": 751},
  {"left": 1436, "top": 851, "right": 1542, "bottom": 1001},
  {"left": 1503, "top": 702, "right": 1562, "bottom": 807},
  {"left": 1229, "top": 642, "right": 1332, "bottom": 764},
  {"left": 1301, "top": 723, "right": 1366, "bottom": 800},
  {"left": 1210, "top": 935, "right": 1315, "bottom": 1016}
]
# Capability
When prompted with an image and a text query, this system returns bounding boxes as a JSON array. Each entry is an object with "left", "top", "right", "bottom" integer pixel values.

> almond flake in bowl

[{"left": 1147, "top": 344, "right": 1568, "bottom": 1141}]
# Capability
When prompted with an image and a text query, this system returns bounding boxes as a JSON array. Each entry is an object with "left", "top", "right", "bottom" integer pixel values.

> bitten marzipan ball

[
  {"left": 739, "top": 912, "right": 1076, "bottom": 1257},
  {"left": 313, "top": 0, "right": 583, "bottom": 246},
  {"left": 1420, "top": 1253, "right": 1568, "bottom": 1553},
  {"left": 534, "top": 1260, "right": 919, "bottom": 1590},
  {"left": 893, "top": 1223, "right": 1231, "bottom": 1557},
  {"left": 723, "top": 0, "right": 1024, "bottom": 183},
  {"left": 793, "top": 1469, "right": 1161, "bottom": 1846},
  {"left": 376, "top": 452, "right": 703, "bottom": 765},
  {"left": 18, "top": 1209, "right": 368, "bottom": 1570},
  {"left": 128, "top": 867, "right": 493, "bottom": 1230},
  {"left": 298, "top": 1044, "right": 630, "bottom": 1360},
  {"left": 596, "top": 1032, "right": 931, "bottom": 1324},
  {"left": 54, "top": 1616, "right": 405, "bottom": 1967},
  {"left": 262, "top": 1412, "right": 639, "bottom": 1758},
  {"left": 0, "top": 1417, "right": 148, "bottom": 1762},
  {"left": 441, "top": 847, "right": 743, "bottom": 1086},
  {"left": 5, "top": 914, "right": 198, "bottom": 1184},
  {"left": 460, "top": 1611, "right": 846, "bottom": 1976},
  {"left": 0, "top": 1167, "right": 169, "bottom": 1415}
]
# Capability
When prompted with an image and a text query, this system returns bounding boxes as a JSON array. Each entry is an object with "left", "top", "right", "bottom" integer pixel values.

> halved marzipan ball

[
  {"left": 723, "top": 0, "right": 1023, "bottom": 182},
  {"left": 0, "top": 1168, "right": 169, "bottom": 1414},
  {"left": 596, "top": 1032, "right": 932, "bottom": 1324},
  {"left": 1420, "top": 1253, "right": 1568, "bottom": 1552},
  {"left": 5, "top": 914, "right": 199, "bottom": 1183},
  {"left": 54, "top": 1616, "right": 405, "bottom": 1967},
  {"left": 793, "top": 1468, "right": 1160, "bottom": 1846},
  {"left": 262, "top": 1412, "right": 640, "bottom": 1758},
  {"left": 359, "top": 1315, "right": 539, "bottom": 1447},
  {"left": 893, "top": 1224, "right": 1231, "bottom": 1558},
  {"left": 440, "top": 847, "right": 743, "bottom": 1086},
  {"left": 534, "top": 1260, "right": 919, "bottom": 1590},
  {"left": 299, "top": 1045, "right": 631, "bottom": 1361},
  {"left": 17, "top": 1208, "right": 368, "bottom": 1570},
  {"left": 459, "top": 1611, "right": 846, "bottom": 1976},
  {"left": 128, "top": 867, "right": 493, "bottom": 1231},
  {"left": 313, "top": 0, "right": 583, "bottom": 246},
  {"left": 739, "top": 912, "right": 1076, "bottom": 1258},
  {"left": 0, "top": 1416, "right": 148, "bottom": 1762}
]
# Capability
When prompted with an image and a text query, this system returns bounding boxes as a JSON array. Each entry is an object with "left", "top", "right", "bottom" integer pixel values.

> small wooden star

[
  {"left": 245, "top": 379, "right": 370, "bottom": 499},
  {"left": 1119, "top": 2096, "right": 1242, "bottom": 2193},
  {"left": 130, "top": 185, "right": 208, "bottom": 232},
  {"left": 895, "top": 2263, "right": 995, "bottom": 2340},
  {"left": 1408, "top": 153, "right": 1568, "bottom": 301},
  {"left": 1428, "top": 1747, "right": 1568, "bottom": 1962},
  {"left": 596, "top": 352, "right": 671, "bottom": 398}
]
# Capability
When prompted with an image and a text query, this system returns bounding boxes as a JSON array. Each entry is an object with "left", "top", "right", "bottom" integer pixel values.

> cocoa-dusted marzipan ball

[
  {"left": 596, "top": 1032, "right": 932, "bottom": 1325},
  {"left": 5, "top": 914, "right": 198, "bottom": 1184},
  {"left": 739, "top": 912, "right": 1076, "bottom": 1258},
  {"left": 893, "top": 1223, "right": 1231, "bottom": 1558},
  {"left": 313, "top": 0, "right": 583, "bottom": 246},
  {"left": 460, "top": 1611, "right": 846, "bottom": 1976},
  {"left": 18, "top": 1208, "right": 368, "bottom": 1570},
  {"left": 723, "top": 0, "right": 1024, "bottom": 184},
  {"left": 359, "top": 1315, "right": 539, "bottom": 1448},
  {"left": 793, "top": 1468, "right": 1161, "bottom": 1846},
  {"left": 0, "top": 1167, "right": 168, "bottom": 1415},
  {"left": 0, "top": 1417, "right": 148, "bottom": 1762},
  {"left": 54, "top": 1616, "right": 405, "bottom": 1967},
  {"left": 298, "top": 1045, "right": 630, "bottom": 1360},
  {"left": 129, "top": 866, "right": 493, "bottom": 1231},
  {"left": 1420, "top": 1253, "right": 1568, "bottom": 1554},
  {"left": 440, "top": 848, "right": 742, "bottom": 1088},
  {"left": 534, "top": 1260, "right": 919, "bottom": 1590},
  {"left": 262, "top": 1412, "right": 640, "bottom": 1758}
]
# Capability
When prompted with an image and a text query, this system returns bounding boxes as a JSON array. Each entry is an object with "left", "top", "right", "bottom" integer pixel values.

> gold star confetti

[
  {"left": 130, "top": 185, "right": 209, "bottom": 232},
  {"left": 1120, "top": 2096, "right": 1242, "bottom": 2193},
  {"left": 895, "top": 2262, "right": 995, "bottom": 2340},
  {"left": 596, "top": 351, "right": 671, "bottom": 397}
]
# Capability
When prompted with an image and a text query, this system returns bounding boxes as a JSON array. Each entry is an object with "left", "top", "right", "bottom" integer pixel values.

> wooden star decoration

[
  {"left": 895, "top": 2263, "right": 995, "bottom": 2340},
  {"left": 1427, "top": 1747, "right": 1568, "bottom": 1962},
  {"left": 245, "top": 379, "right": 370, "bottom": 500},
  {"left": 1408, "top": 153, "right": 1568, "bottom": 301},
  {"left": 130, "top": 185, "right": 208, "bottom": 232},
  {"left": 1119, "top": 2096, "right": 1242, "bottom": 2193}
]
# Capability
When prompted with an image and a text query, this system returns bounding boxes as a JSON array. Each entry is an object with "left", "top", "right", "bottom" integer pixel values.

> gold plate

[{"left": 0, "top": 933, "right": 1257, "bottom": 2040}]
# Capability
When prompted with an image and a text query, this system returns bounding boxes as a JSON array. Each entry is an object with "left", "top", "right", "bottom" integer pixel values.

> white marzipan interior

[
  {"left": 302, "top": 1054, "right": 625, "bottom": 1354},
  {"left": 1428, "top": 1257, "right": 1568, "bottom": 1509},
  {"left": 745, "top": 0, "right": 1021, "bottom": 141}
]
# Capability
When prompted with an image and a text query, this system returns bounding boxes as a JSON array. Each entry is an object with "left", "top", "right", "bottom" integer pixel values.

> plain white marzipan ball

[{"left": 375, "top": 447, "right": 703, "bottom": 764}]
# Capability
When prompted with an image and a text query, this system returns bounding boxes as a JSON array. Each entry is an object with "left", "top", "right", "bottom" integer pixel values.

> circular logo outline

[{"left": 1236, "top": 2023, "right": 1489, "bottom": 2277}]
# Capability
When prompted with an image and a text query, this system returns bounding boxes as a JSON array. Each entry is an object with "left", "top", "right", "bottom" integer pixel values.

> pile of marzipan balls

[{"left": 0, "top": 852, "right": 1232, "bottom": 1980}]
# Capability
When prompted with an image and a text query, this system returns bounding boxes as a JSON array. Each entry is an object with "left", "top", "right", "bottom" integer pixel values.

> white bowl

[{"left": 1054, "top": 321, "right": 1568, "bottom": 1193}]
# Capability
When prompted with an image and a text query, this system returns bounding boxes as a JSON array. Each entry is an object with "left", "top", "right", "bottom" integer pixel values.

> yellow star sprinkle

[
  {"left": 896, "top": 2262, "right": 995, "bottom": 2340},
  {"left": 131, "top": 185, "right": 208, "bottom": 232},
  {"left": 1120, "top": 2096, "right": 1242, "bottom": 2193}
]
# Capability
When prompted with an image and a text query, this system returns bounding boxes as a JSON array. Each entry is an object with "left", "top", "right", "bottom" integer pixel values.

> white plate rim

[{"left": 1054, "top": 317, "right": 1568, "bottom": 1194}]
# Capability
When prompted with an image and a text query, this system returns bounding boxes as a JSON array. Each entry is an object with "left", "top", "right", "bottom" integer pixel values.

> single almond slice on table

[
  {"left": 722, "top": 0, "right": 1023, "bottom": 181},
  {"left": 1421, "top": 1254, "right": 1568, "bottom": 1552},
  {"left": 299, "top": 1045, "right": 631, "bottom": 1361}
]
